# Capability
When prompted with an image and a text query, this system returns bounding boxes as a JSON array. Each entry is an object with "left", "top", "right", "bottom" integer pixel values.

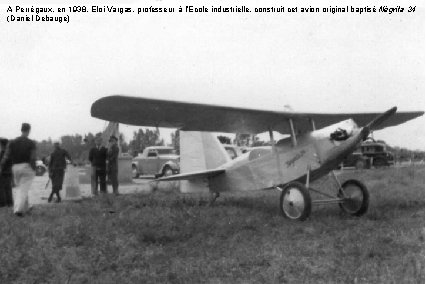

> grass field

[{"left": 0, "top": 166, "right": 424, "bottom": 283}]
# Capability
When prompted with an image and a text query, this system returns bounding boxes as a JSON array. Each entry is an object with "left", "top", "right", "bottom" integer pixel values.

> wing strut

[
  {"left": 269, "top": 127, "right": 284, "bottom": 182},
  {"left": 309, "top": 118, "right": 316, "bottom": 131},
  {"left": 288, "top": 118, "right": 297, "bottom": 147},
  {"left": 268, "top": 127, "right": 274, "bottom": 146}
]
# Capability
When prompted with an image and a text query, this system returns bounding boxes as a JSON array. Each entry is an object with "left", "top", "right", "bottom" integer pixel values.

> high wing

[
  {"left": 156, "top": 169, "right": 226, "bottom": 182},
  {"left": 91, "top": 95, "right": 424, "bottom": 134}
]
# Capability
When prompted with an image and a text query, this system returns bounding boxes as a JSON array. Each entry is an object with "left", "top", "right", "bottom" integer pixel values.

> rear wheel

[
  {"left": 132, "top": 165, "right": 139, "bottom": 179},
  {"left": 35, "top": 166, "right": 46, "bottom": 176},
  {"left": 373, "top": 158, "right": 387, "bottom": 168},
  {"left": 279, "top": 182, "right": 311, "bottom": 221},
  {"left": 339, "top": 179, "right": 369, "bottom": 216},
  {"left": 162, "top": 165, "right": 174, "bottom": 177}
]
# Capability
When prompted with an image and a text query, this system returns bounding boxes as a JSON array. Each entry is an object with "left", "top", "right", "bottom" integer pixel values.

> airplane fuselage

[{"left": 209, "top": 119, "right": 365, "bottom": 192}]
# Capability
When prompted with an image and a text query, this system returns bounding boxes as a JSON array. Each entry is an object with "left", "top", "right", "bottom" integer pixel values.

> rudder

[{"left": 179, "top": 131, "right": 230, "bottom": 193}]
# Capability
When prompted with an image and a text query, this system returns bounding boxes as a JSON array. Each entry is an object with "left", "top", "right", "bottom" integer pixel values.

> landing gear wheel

[
  {"left": 339, "top": 179, "right": 369, "bottom": 216},
  {"left": 280, "top": 182, "right": 311, "bottom": 221}
]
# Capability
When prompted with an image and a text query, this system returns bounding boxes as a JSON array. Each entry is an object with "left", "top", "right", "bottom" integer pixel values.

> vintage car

[
  {"left": 132, "top": 146, "right": 179, "bottom": 178},
  {"left": 360, "top": 142, "right": 394, "bottom": 167},
  {"left": 339, "top": 141, "right": 394, "bottom": 169}
]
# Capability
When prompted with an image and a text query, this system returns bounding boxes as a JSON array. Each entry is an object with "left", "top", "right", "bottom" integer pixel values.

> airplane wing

[
  {"left": 156, "top": 168, "right": 225, "bottom": 181},
  {"left": 91, "top": 95, "right": 424, "bottom": 134}
]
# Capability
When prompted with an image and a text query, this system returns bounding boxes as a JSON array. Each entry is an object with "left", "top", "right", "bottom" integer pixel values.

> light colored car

[{"left": 132, "top": 146, "right": 179, "bottom": 178}]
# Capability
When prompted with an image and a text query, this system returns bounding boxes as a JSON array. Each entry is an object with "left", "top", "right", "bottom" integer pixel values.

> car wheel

[
  {"left": 162, "top": 165, "right": 174, "bottom": 177},
  {"left": 35, "top": 166, "right": 46, "bottom": 176},
  {"left": 338, "top": 179, "right": 369, "bottom": 216},
  {"left": 373, "top": 158, "right": 387, "bottom": 168},
  {"left": 279, "top": 182, "right": 311, "bottom": 221},
  {"left": 132, "top": 165, "right": 139, "bottom": 178}
]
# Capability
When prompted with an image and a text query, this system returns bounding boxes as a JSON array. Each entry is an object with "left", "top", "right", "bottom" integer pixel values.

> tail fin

[
  {"left": 179, "top": 131, "right": 230, "bottom": 193},
  {"left": 101, "top": 122, "right": 120, "bottom": 147},
  {"left": 180, "top": 131, "right": 230, "bottom": 173}
]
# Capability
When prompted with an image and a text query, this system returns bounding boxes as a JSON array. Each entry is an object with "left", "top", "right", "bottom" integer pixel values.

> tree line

[
  {"left": 35, "top": 129, "right": 176, "bottom": 164},
  {"left": 34, "top": 131, "right": 424, "bottom": 164}
]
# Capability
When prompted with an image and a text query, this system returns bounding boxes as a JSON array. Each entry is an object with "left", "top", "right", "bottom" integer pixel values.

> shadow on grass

[{"left": 215, "top": 195, "right": 279, "bottom": 216}]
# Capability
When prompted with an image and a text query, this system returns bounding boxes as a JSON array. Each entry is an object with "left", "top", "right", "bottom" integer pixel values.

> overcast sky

[{"left": 0, "top": 0, "right": 424, "bottom": 150}]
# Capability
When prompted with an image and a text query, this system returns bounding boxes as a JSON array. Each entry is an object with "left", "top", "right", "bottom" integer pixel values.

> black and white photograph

[{"left": 0, "top": 0, "right": 424, "bottom": 282}]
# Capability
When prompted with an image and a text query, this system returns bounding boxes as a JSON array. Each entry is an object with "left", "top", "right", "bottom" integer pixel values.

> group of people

[
  {"left": 0, "top": 123, "right": 120, "bottom": 217},
  {"left": 89, "top": 135, "right": 120, "bottom": 196}
]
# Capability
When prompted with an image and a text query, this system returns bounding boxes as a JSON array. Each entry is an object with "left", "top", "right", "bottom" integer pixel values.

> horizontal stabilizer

[{"left": 156, "top": 168, "right": 225, "bottom": 182}]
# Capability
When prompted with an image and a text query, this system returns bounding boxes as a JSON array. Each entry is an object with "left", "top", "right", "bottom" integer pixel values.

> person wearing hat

[
  {"left": 0, "top": 138, "right": 13, "bottom": 207},
  {"left": 0, "top": 123, "right": 36, "bottom": 216},
  {"left": 107, "top": 135, "right": 119, "bottom": 195},
  {"left": 89, "top": 135, "right": 108, "bottom": 195},
  {"left": 48, "top": 141, "right": 72, "bottom": 203}
]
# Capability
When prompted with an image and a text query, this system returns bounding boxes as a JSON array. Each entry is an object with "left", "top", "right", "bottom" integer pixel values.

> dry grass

[{"left": 0, "top": 166, "right": 423, "bottom": 283}]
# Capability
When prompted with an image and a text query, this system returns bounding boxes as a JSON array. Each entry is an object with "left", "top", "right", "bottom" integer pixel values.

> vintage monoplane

[{"left": 91, "top": 95, "right": 423, "bottom": 220}]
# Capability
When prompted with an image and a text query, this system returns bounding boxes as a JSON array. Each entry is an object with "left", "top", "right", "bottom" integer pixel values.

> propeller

[{"left": 361, "top": 106, "right": 398, "bottom": 140}]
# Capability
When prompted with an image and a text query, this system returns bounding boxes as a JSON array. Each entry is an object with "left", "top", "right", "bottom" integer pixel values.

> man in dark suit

[
  {"left": 48, "top": 141, "right": 72, "bottom": 203},
  {"left": 107, "top": 135, "right": 120, "bottom": 195},
  {"left": 88, "top": 136, "right": 107, "bottom": 195}
]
